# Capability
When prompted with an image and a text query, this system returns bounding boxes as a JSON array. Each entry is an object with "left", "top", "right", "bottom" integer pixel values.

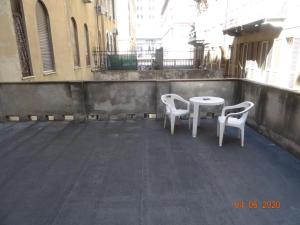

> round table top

[{"left": 189, "top": 96, "right": 225, "bottom": 106}]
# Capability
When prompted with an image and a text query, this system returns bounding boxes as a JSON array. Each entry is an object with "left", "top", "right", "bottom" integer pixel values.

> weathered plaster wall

[
  {"left": 241, "top": 80, "right": 300, "bottom": 157},
  {"left": 0, "top": 79, "right": 239, "bottom": 121},
  {"left": 93, "top": 69, "right": 224, "bottom": 81},
  {"left": 0, "top": 79, "right": 298, "bottom": 156}
]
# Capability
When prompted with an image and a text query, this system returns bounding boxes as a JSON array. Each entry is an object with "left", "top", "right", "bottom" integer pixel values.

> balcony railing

[{"left": 92, "top": 50, "right": 197, "bottom": 70}]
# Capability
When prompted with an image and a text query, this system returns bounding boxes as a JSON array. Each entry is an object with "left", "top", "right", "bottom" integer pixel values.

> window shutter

[
  {"left": 13, "top": 14, "right": 32, "bottom": 76},
  {"left": 36, "top": 1, "right": 55, "bottom": 72},
  {"left": 11, "top": 0, "right": 32, "bottom": 77}
]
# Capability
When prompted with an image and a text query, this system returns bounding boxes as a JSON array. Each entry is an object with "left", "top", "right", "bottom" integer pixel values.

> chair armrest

[
  {"left": 221, "top": 102, "right": 250, "bottom": 116},
  {"left": 224, "top": 107, "right": 252, "bottom": 122}
]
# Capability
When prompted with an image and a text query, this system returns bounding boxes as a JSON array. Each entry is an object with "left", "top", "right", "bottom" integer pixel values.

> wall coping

[{"left": 0, "top": 78, "right": 299, "bottom": 95}]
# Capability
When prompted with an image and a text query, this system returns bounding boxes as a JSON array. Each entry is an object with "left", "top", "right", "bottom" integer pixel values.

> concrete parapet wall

[
  {"left": 0, "top": 79, "right": 238, "bottom": 121},
  {"left": 241, "top": 80, "right": 300, "bottom": 157},
  {"left": 93, "top": 69, "right": 224, "bottom": 81},
  {"left": 0, "top": 79, "right": 299, "bottom": 156}
]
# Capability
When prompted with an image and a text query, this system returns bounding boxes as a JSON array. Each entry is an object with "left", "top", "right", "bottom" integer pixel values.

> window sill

[
  {"left": 22, "top": 75, "right": 36, "bottom": 80},
  {"left": 74, "top": 66, "right": 82, "bottom": 70},
  {"left": 43, "top": 71, "right": 56, "bottom": 76}
]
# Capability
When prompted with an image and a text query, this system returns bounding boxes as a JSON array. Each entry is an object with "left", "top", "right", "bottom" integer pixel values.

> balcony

[
  {"left": 0, "top": 79, "right": 299, "bottom": 224},
  {"left": 223, "top": 0, "right": 287, "bottom": 35}
]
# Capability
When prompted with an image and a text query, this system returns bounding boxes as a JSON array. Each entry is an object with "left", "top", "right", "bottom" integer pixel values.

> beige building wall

[
  {"left": 0, "top": 0, "right": 117, "bottom": 82},
  {"left": 0, "top": 0, "right": 22, "bottom": 81},
  {"left": 193, "top": 0, "right": 300, "bottom": 91},
  {"left": 116, "top": 0, "right": 136, "bottom": 52}
]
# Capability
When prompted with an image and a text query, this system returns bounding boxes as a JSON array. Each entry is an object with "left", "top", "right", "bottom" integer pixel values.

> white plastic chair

[
  {"left": 161, "top": 94, "right": 191, "bottom": 134},
  {"left": 217, "top": 101, "right": 254, "bottom": 147}
]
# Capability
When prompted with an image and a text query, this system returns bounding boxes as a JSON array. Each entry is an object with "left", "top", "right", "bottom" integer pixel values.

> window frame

[{"left": 11, "top": 0, "right": 33, "bottom": 77}]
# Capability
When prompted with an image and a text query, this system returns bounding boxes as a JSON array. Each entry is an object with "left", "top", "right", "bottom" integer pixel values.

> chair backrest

[
  {"left": 238, "top": 101, "right": 254, "bottom": 122},
  {"left": 161, "top": 94, "right": 177, "bottom": 112},
  {"left": 161, "top": 94, "right": 187, "bottom": 113}
]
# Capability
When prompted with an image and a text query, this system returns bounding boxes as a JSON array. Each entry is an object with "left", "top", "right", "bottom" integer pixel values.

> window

[
  {"left": 106, "top": 32, "right": 109, "bottom": 51},
  {"left": 84, "top": 24, "right": 91, "bottom": 66},
  {"left": 241, "top": 43, "right": 248, "bottom": 68},
  {"left": 11, "top": 0, "right": 32, "bottom": 77},
  {"left": 36, "top": 0, "right": 55, "bottom": 72},
  {"left": 259, "top": 41, "right": 268, "bottom": 69},
  {"left": 70, "top": 18, "right": 80, "bottom": 67}
]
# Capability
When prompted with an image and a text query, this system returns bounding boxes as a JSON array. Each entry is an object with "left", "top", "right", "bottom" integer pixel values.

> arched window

[
  {"left": 84, "top": 24, "right": 91, "bottom": 66},
  {"left": 70, "top": 18, "right": 80, "bottom": 67},
  {"left": 36, "top": 0, "right": 55, "bottom": 72},
  {"left": 11, "top": 0, "right": 32, "bottom": 77}
]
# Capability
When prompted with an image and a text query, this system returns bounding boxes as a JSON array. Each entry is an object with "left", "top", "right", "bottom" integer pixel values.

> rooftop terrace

[{"left": 0, "top": 119, "right": 299, "bottom": 225}]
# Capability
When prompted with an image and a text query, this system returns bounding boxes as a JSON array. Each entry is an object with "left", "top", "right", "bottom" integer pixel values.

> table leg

[{"left": 192, "top": 104, "right": 199, "bottom": 138}]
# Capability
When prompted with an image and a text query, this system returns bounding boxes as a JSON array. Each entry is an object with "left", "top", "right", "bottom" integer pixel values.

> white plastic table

[{"left": 189, "top": 96, "right": 225, "bottom": 138}]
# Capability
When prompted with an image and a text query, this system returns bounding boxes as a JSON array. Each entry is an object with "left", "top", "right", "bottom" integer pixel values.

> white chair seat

[
  {"left": 168, "top": 109, "right": 189, "bottom": 116},
  {"left": 218, "top": 116, "right": 241, "bottom": 127},
  {"left": 217, "top": 101, "right": 254, "bottom": 147}
]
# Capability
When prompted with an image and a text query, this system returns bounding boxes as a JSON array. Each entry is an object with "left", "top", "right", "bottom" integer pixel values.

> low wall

[
  {"left": 241, "top": 80, "right": 300, "bottom": 157},
  {"left": 0, "top": 79, "right": 239, "bottom": 121},
  {"left": 93, "top": 69, "right": 224, "bottom": 81},
  {"left": 0, "top": 79, "right": 299, "bottom": 157}
]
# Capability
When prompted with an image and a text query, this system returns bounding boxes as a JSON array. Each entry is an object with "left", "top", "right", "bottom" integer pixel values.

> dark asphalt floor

[{"left": 0, "top": 119, "right": 299, "bottom": 225}]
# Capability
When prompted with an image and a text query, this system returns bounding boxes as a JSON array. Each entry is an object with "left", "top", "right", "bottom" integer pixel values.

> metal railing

[{"left": 92, "top": 50, "right": 196, "bottom": 71}]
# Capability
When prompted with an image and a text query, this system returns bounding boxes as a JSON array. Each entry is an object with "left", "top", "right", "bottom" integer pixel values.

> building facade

[
  {"left": 115, "top": 0, "right": 136, "bottom": 52},
  {"left": 0, "top": 0, "right": 117, "bottom": 82},
  {"left": 136, "top": 0, "right": 162, "bottom": 64},
  {"left": 161, "top": 0, "right": 196, "bottom": 60},
  {"left": 191, "top": 0, "right": 300, "bottom": 90}
]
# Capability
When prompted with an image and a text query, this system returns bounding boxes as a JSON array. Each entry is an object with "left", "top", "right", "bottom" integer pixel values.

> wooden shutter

[{"left": 36, "top": 1, "right": 55, "bottom": 72}]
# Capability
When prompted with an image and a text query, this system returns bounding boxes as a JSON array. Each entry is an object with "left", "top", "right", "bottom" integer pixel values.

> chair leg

[
  {"left": 219, "top": 123, "right": 225, "bottom": 147},
  {"left": 188, "top": 116, "right": 191, "bottom": 129},
  {"left": 163, "top": 114, "right": 167, "bottom": 128},
  {"left": 170, "top": 115, "right": 175, "bottom": 135},
  {"left": 237, "top": 128, "right": 241, "bottom": 138},
  {"left": 217, "top": 122, "right": 219, "bottom": 137},
  {"left": 241, "top": 127, "right": 245, "bottom": 147}
]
